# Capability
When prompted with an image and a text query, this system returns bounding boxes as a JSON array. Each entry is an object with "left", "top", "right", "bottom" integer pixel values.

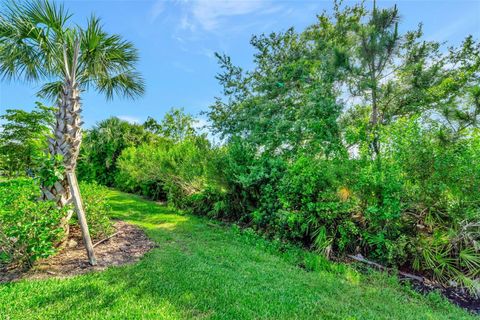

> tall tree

[
  {"left": 332, "top": 2, "right": 443, "bottom": 155},
  {"left": 0, "top": 102, "right": 54, "bottom": 177},
  {"left": 208, "top": 28, "right": 343, "bottom": 158},
  {"left": 429, "top": 36, "right": 480, "bottom": 140},
  {"left": 0, "top": 0, "right": 144, "bottom": 203},
  {"left": 144, "top": 108, "right": 197, "bottom": 142},
  {"left": 349, "top": 2, "right": 401, "bottom": 160},
  {"left": 0, "top": 0, "right": 144, "bottom": 261}
]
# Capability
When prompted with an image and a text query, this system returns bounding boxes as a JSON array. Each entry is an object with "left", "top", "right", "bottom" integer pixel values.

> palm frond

[
  {"left": 21, "top": 0, "right": 71, "bottom": 34},
  {"left": 94, "top": 70, "right": 145, "bottom": 100},
  {"left": 0, "top": 0, "right": 144, "bottom": 101},
  {"left": 79, "top": 15, "right": 139, "bottom": 74},
  {"left": 0, "top": 0, "right": 69, "bottom": 82},
  {"left": 77, "top": 14, "right": 144, "bottom": 99},
  {"left": 37, "top": 80, "right": 63, "bottom": 101}
]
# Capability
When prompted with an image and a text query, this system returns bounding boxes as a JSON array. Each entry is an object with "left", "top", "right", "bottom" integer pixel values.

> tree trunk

[
  {"left": 42, "top": 81, "right": 83, "bottom": 238},
  {"left": 370, "top": 79, "right": 383, "bottom": 206},
  {"left": 370, "top": 92, "right": 381, "bottom": 163}
]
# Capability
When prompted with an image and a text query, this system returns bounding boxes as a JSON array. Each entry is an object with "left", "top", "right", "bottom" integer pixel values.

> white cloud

[
  {"left": 180, "top": 15, "right": 196, "bottom": 31},
  {"left": 149, "top": 1, "right": 166, "bottom": 23},
  {"left": 172, "top": 35, "right": 186, "bottom": 43},
  {"left": 172, "top": 61, "right": 195, "bottom": 73},
  {"left": 426, "top": 10, "right": 479, "bottom": 43},
  {"left": 150, "top": 0, "right": 275, "bottom": 31},
  {"left": 118, "top": 115, "right": 141, "bottom": 124},
  {"left": 148, "top": 1, "right": 277, "bottom": 67},
  {"left": 198, "top": 47, "right": 214, "bottom": 58},
  {"left": 189, "top": 0, "right": 269, "bottom": 31}
]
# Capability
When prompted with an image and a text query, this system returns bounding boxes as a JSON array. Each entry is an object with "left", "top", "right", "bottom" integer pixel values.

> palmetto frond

[
  {"left": 0, "top": 0, "right": 70, "bottom": 82},
  {"left": 0, "top": 0, "right": 144, "bottom": 100},
  {"left": 78, "top": 15, "right": 144, "bottom": 99},
  {"left": 95, "top": 70, "right": 145, "bottom": 100},
  {"left": 37, "top": 80, "right": 64, "bottom": 101}
]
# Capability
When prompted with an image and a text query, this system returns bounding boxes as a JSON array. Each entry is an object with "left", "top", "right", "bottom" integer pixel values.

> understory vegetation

[
  {"left": 0, "top": 178, "right": 112, "bottom": 269},
  {"left": 0, "top": 178, "right": 66, "bottom": 268}
]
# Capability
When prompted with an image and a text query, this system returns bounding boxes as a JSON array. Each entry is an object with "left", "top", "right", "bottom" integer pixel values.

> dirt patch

[
  {"left": 0, "top": 221, "right": 156, "bottom": 282},
  {"left": 344, "top": 255, "right": 479, "bottom": 315},
  {"left": 405, "top": 278, "right": 480, "bottom": 315}
]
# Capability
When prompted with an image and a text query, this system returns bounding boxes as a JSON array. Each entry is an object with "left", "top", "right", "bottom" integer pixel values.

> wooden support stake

[
  {"left": 93, "top": 231, "right": 120, "bottom": 248},
  {"left": 67, "top": 172, "right": 97, "bottom": 266}
]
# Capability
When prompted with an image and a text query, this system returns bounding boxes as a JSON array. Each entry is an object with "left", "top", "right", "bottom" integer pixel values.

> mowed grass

[{"left": 0, "top": 191, "right": 476, "bottom": 319}]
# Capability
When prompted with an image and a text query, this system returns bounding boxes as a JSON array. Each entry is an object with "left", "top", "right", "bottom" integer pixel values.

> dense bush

[
  {"left": 0, "top": 103, "right": 55, "bottom": 177},
  {"left": 379, "top": 119, "right": 480, "bottom": 288},
  {"left": 0, "top": 179, "right": 114, "bottom": 268},
  {"left": 78, "top": 117, "right": 155, "bottom": 186},
  {"left": 115, "top": 135, "right": 216, "bottom": 206},
  {"left": 0, "top": 179, "right": 66, "bottom": 268},
  {"left": 79, "top": 182, "right": 114, "bottom": 238}
]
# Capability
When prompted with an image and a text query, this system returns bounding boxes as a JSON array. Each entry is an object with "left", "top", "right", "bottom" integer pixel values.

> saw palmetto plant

[{"left": 0, "top": 0, "right": 144, "bottom": 258}]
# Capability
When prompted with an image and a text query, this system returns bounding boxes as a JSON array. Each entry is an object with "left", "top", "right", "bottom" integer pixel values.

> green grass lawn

[{"left": 0, "top": 191, "right": 476, "bottom": 319}]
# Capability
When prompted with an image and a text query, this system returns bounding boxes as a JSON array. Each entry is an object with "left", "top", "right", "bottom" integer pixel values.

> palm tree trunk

[{"left": 42, "top": 81, "right": 83, "bottom": 237}]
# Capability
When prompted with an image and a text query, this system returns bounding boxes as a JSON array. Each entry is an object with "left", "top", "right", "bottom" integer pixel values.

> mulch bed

[
  {"left": 405, "top": 278, "right": 480, "bottom": 315},
  {"left": 344, "top": 255, "right": 480, "bottom": 315},
  {"left": 0, "top": 221, "right": 156, "bottom": 283}
]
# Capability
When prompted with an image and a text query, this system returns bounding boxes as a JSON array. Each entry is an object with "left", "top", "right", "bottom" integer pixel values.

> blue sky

[{"left": 0, "top": 0, "right": 479, "bottom": 128}]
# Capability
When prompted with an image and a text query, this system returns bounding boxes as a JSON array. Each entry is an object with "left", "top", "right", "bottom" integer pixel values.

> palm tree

[{"left": 0, "top": 0, "right": 145, "bottom": 263}]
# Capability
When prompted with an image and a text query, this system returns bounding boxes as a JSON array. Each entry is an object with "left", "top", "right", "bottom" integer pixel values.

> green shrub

[
  {"left": 380, "top": 119, "right": 480, "bottom": 289},
  {"left": 0, "top": 178, "right": 66, "bottom": 268},
  {"left": 115, "top": 136, "right": 215, "bottom": 205},
  {"left": 0, "top": 179, "right": 114, "bottom": 269},
  {"left": 79, "top": 182, "right": 114, "bottom": 239},
  {"left": 182, "top": 125, "right": 478, "bottom": 292},
  {"left": 77, "top": 117, "right": 155, "bottom": 186},
  {"left": 186, "top": 186, "right": 228, "bottom": 219}
]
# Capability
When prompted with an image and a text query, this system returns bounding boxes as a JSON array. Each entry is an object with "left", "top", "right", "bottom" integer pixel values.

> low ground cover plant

[
  {"left": 0, "top": 179, "right": 66, "bottom": 268},
  {"left": 78, "top": 182, "right": 114, "bottom": 239},
  {"left": 0, "top": 178, "right": 113, "bottom": 269}
]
